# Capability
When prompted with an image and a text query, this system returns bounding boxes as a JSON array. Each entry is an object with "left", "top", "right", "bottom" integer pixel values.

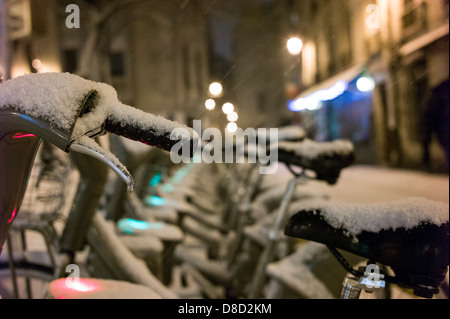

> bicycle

[
  {"left": 159, "top": 127, "right": 308, "bottom": 260},
  {"left": 259, "top": 140, "right": 449, "bottom": 300},
  {"left": 283, "top": 196, "right": 449, "bottom": 299},
  {"left": 0, "top": 144, "right": 74, "bottom": 298},
  {"left": 173, "top": 137, "right": 355, "bottom": 299},
  {"left": 0, "top": 72, "right": 197, "bottom": 299},
  {"left": 87, "top": 134, "right": 187, "bottom": 286}
]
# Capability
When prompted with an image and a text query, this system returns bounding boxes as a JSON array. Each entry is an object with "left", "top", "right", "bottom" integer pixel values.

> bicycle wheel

[{"left": 0, "top": 251, "right": 56, "bottom": 299}]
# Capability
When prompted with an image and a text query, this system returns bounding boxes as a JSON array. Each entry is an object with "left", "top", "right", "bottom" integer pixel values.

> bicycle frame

[
  {"left": 58, "top": 150, "right": 108, "bottom": 269},
  {"left": 0, "top": 108, "right": 75, "bottom": 255},
  {"left": 0, "top": 72, "right": 199, "bottom": 299},
  {"left": 0, "top": 130, "right": 41, "bottom": 255}
]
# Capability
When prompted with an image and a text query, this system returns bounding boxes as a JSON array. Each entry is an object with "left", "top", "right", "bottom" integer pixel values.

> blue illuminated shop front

[{"left": 288, "top": 65, "right": 377, "bottom": 163}]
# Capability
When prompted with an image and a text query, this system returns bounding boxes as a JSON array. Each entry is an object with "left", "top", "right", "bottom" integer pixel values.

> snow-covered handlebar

[
  {"left": 0, "top": 73, "right": 197, "bottom": 188},
  {"left": 104, "top": 103, "right": 196, "bottom": 156},
  {"left": 0, "top": 72, "right": 198, "bottom": 254},
  {"left": 0, "top": 72, "right": 197, "bottom": 153}
]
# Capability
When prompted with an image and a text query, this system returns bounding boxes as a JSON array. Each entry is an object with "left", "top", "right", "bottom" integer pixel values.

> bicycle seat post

[
  {"left": 339, "top": 266, "right": 387, "bottom": 299},
  {"left": 248, "top": 170, "right": 305, "bottom": 298},
  {"left": 57, "top": 150, "right": 109, "bottom": 276},
  {"left": 340, "top": 275, "right": 363, "bottom": 299}
]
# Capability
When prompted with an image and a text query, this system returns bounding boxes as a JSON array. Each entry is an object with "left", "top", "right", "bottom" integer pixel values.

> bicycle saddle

[
  {"left": 277, "top": 126, "right": 306, "bottom": 142},
  {"left": 285, "top": 198, "right": 449, "bottom": 298},
  {"left": 226, "top": 126, "right": 306, "bottom": 161},
  {"left": 254, "top": 125, "right": 306, "bottom": 143},
  {"left": 277, "top": 139, "right": 355, "bottom": 185}
]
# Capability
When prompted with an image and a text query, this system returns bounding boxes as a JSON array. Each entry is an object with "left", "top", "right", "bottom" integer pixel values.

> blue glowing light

[
  {"left": 117, "top": 218, "right": 165, "bottom": 234},
  {"left": 162, "top": 183, "right": 174, "bottom": 193},
  {"left": 145, "top": 195, "right": 166, "bottom": 206},
  {"left": 360, "top": 277, "right": 386, "bottom": 288},
  {"left": 149, "top": 173, "right": 162, "bottom": 187},
  {"left": 288, "top": 80, "right": 349, "bottom": 112},
  {"left": 171, "top": 167, "right": 190, "bottom": 184}
]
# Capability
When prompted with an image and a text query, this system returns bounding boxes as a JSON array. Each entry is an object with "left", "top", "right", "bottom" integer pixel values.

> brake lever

[{"left": 70, "top": 136, "right": 134, "bottom": 192}]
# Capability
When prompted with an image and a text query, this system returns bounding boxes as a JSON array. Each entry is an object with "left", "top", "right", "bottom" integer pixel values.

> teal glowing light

[
  {"left": 172, "top": 167, "right": 190, "bottom": 184},
  {"left": 145, "top": 195, "right": 166, "bottom": 206},
  {"left": 117, "top": 218, "right": 165, "bottom": 235},
  {"left": 162, "top": 183, "right": 174, "bottom": 193},
  {"left": 149, "top": 173, "right": 162, "bottom": 187}
]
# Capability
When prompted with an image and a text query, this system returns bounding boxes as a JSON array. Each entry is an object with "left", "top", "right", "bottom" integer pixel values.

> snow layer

[
  {"left": 277, "top": 126, "right": 306, "bottom": 141},
  {"left": 245, "top": 126, "right": 306, "bottom": 143},
  {"left": 277, "top": 138, "right": 354, "bottom": 159},
  {"left": 266, "top": 242, "right": 335, "bottom": 299},
  {"left": 291, "top": 197, "right": 449, "bottom": 237},
  {"left": 88, "top": 213, "right": 178, "bottom": 299},
  {"left": 0, "top": 72, "right": 107, "bottom": 131},
  {"left": 0, "top": 73, "right": 191, "bottom": 143},
  {"left": 118, "top": 233, "right": 164, "bottom": 258}
]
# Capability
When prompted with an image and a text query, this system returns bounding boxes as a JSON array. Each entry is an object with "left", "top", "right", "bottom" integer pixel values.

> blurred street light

[
  {"left": 357, "top": 76, "right": 376, "bottom": 92},
  {"left": 227, "top": 111, "right": 238, "bottom": 122},
  {"left": 287, "top": 37, "right": 303, "bottom": 55},
  {"left": 32, "top": 59, "right": 42, "bottom": 71},
  {"left": 209, "top": 82, "right": 223, "bottom": 97},
  {"left": 226, "top": 122, "right": 238, "bottom": 133},
  {"left": 222, "top": 102, "right": 235, "bottom": 115},
  {"left": 205, "top": 98, "right": 216, "bottom": 110}
]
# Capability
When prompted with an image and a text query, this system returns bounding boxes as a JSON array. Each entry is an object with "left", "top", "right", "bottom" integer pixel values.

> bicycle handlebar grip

[{"left": 105, "top": 103, "right": 198, "bottom": 158}]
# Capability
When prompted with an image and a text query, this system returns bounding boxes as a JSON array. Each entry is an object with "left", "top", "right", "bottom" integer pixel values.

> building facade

[
  {"left": 1, "top": 0, "right": 211, "bottom": 124},
  {"left": 1, "top": 0, "right": 448, "bottom": 171},
  {"left": 285, "top": 0, "right": 449, "bottom": 171},
  {"left": 230, "top": 0, "right": 291, "bottom": 129}
]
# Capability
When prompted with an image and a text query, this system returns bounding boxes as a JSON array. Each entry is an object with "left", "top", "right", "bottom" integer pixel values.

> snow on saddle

[
  {"left": 276, "top": 139, "right": 355, "bottom": 185},
  {"left": 285, "top": 197, "right": 449, "bottom": 298}
]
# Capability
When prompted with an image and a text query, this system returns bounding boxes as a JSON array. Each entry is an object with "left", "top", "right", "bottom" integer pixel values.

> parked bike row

[{"left": 0, "top": 73, "right": 448, "bottom": 299}]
